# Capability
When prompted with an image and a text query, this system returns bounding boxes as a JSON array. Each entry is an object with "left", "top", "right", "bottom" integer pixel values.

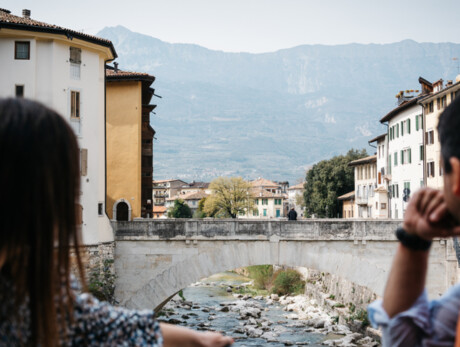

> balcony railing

[{"left": 356, "top": 196, "right": 369, "bottom": 205}]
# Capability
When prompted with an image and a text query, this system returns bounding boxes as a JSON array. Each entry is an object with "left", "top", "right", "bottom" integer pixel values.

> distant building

[
  {"left": 349, "top": 155, "right": 377, "bottom": 218},
  {"left": 337, "top": 191, "right": 355, "bottom": 219},
  {"left": 166, "top": 191, "right": 209, "bottom": 214},
  {"left": 287, "top": 183, "right": 305, "bottom": 218},
  {"left": 106, "top": 65, "right": 157, "bottom": 220},
  {"left": 249, "top": 188, "right": 286, "bottom": 218},
  {"left": 152, "top": 179, "right": 187, "bottom": 206},
  {"left": 179, "top": 181, "right": 210, "bottom": 195},
  {"left": 0, "top": 8, "right": 116, "bottom": 244},
  {"left": 380, "top": 90, "right": 424, "bottom": 219},
  {"left": 419, "top": 77, "right": 460, "bottom": 190},
  {"left": 153, "top": 206, "right": 167, "bottom": 219},
  {"left": 368, "top": 133, "right": 389, "bottom": 218}
]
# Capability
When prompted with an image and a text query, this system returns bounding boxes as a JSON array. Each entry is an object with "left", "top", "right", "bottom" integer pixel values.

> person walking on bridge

[{"left": 368, "top": 95, "right": 460, "bottom": 346}]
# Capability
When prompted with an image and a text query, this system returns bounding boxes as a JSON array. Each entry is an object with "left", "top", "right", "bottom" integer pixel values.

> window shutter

[
  {"left": 80, "top": 148, "right": 88, "bottom": 176},
  {"left": 408, "top": 148, "right": 411, "bottom": 163},
  {"left": 401, "top": 150, "right": 404, "bottom": 164},
  {"left": 407, "top": 119, "right": 410, "bottom": 134},
  {"left": 401, "top": 121, "right": 404, "bottom": 136},
  {"left": 421, "top": 115, "right": 423, "bottom": 128},
  {"left": 416, "top": 116, "right": 419, "bottom": 131}
]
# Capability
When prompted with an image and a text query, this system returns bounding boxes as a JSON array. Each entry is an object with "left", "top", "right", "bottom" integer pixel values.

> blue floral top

[{"left": 0, "top": 278, "right": 163, "bottom": 346}]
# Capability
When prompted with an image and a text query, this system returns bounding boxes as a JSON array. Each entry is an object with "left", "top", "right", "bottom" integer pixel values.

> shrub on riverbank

[
  {"left": 271, "top": 269, "right": 305, "bottom": 296},
  {"left": 243, "top": 265, "right": 305, "bottom": 296}
]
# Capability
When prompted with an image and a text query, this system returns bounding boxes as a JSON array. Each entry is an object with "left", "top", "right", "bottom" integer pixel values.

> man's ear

[{"left": 450, "top": 157, "right": 460, "bottom": 196}]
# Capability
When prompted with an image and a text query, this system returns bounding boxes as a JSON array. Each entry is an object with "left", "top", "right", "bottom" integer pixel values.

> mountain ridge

[{"left": 97, "top": 26, "right": 460, "bottom": 183}]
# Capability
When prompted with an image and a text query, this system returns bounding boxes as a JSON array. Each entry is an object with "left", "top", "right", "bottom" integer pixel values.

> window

[
  {"left": 394, "top": 152, "right": 398, "bottom": 166},
  {"left": 426, "top": 130, "right": 434, "bottom": 145},
  {"left": 407, "top": 118, "right": 411, "bottom": 134},
  {"left": 263, "top": 209, "right": 267, "bottom": 217},
  {"left": 15, "top": 41, "right": 30, "bottom": 60},
  {"left": 262, "top": 199, "right": 268, "bottom": 205},
  {"left": 276, "top": 209, "right": 280, "bottom": 217},
  {"left": 381, "top": 203, "right": 387, "bottom": 209},
  {"left": 439, "top": 160, "right": 444, "bottom": 176},
  {"left": 253, "top": 209, "right": 259, "bottom": 216},
  {"left": 420, "top": 145, "right": 424, "bottom": 161},
  {"left": 15, "top": 85, "right": 24, "bottom": 97},
  {"left": 401, "top": 121, "right": 404, "bottom": 136},
  {"left": 396, "top": 123, "right": 399, "bottom": 137},
  {"left": 80, "top": 148, "right": 88, "bottom": 176},
  {"left": 71, "top": 91, "right": 80, "bottom": 118},
  {"left": 255, "top": 199, "right": 259, "bottom": 205},
  {"left": 388, "top": 154, "right": 392, "bottom": 174},
  {"left": 401, "top": 148, "right": 411, "bottom": 165},
  {"left": 69, "top": 47, "right": 82, "bottom": 64},
  {"left": 441, "top": 96, "right": 446, "bottom": 109},
  {"left": 416, "top": 115, "right": 419, "bottom": 131},
  {"left": 427, "top": 161, "right": 435, "bottom": 178},
  {"left": 403, "top": 182, "right": 411, "bottom": 199},
  {"left": 98, "top": 202, "right": 104, "bottom": 216},
  {"left": 70, "top": 47, "right": 81, "bottom": 79}
]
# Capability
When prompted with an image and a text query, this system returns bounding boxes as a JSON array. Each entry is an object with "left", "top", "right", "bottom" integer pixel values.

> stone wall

[{"left": 71, "top": 242, "right": 115, "bottom": 281}]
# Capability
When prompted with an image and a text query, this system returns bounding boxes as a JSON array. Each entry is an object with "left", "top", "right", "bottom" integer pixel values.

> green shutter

[
  {"left": 407, "top": 119, "right": 411, "bottom": 134},
  {"left": 408, "top": 148, "right": 412, "bottom": 163},
  {"left": 401, "top": 121, "right": 404, "bottom": 136},
  {"left": 396, "top": 124, "right": 399, "bottom": 137},
  {"left": 420, "top": 145, "right": 423, "bottom": 161},
  {"left": 416, "top": 116, "right": 419, "bottom": 131},
  {"left": 421, "top": 115, "right": 423, "bottom": 128},
  {"left": 394, "top": 152, "right": 397, "bottom": 166},
  {"left": 389, "top": 154, "right": 392, "bottom": 174},
  {"left": 401, "top": 150, "right": 404, "bottom": 164}
]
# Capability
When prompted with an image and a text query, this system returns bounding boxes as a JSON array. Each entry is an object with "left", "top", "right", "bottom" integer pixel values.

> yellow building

[{"left": 106, "top": 65, "right": 157, "bottom": 220}]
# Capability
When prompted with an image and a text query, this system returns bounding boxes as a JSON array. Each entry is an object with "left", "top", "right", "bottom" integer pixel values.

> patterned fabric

[
  {"left": 0, "top": 277, "right": 163, "bottom": 346},
  {"left": 368, "top": 284, "right": 460, "bottom": 347}
]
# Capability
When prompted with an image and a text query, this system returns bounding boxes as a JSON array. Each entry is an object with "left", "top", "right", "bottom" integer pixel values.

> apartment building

[
  {"left": 152, "top": 179, "right": 187, "bottom": 206},
  {"left": 349, "top": 155, "right": 377, "bottom": 218},
  {"left": 419, "top": 77, "right": 460, "bottom": 190},
  {"left": 369, "top": 133, "right": 389, "bottom": 218},
  {"left": 380, "top": 93, "right": 424, "bottom": 219},
  {"left": 0, "top": 8, "right": 116, "bottom": 244}
]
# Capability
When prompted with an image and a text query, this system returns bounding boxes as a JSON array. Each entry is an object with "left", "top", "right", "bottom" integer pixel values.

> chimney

[
  {"left": 113, "top": 62, "right": 119, "bottom": 72},
  {"left": 446, "top": 80, "right": 453, "bottom": 87},
  {"left": 22, "top": 9, "right": 31, "bottom": 18}
]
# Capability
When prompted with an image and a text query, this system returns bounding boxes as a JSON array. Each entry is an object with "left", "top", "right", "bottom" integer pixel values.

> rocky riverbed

[{"left": 158, "top": 272, "right": 380, "bottom": 346}]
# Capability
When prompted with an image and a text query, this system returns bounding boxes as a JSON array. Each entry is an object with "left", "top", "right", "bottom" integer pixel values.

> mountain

[{"left": 97, "top": 26, "right": 460, "bottom": 183}]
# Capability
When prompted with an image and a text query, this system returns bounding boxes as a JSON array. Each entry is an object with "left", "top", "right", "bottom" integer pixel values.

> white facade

[
  {"left": 385, "top": 102, "right": 424, "bottom": 219},
  {"left": 370, "top": 134, "right": 389, "bottom": 218},
  {"left": 351, "top": 156, "right": 377, "bottom": 218},
  {"left": 0, "top": 23, "right": 115, "bottom": 244},
  {"left": 287, "top": 183, "right": 305, "bottom": 218}
]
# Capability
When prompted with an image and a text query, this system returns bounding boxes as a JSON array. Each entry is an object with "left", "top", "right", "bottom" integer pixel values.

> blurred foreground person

[
  {"left": 368, "top": 95, "right": 460, "bottom": 346},
  {"left": 0, "top": 98, "right": 233, "bottom": 347}
]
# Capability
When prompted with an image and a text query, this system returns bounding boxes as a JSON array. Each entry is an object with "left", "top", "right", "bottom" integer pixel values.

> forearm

[
  {"left": 160, "top": 323, "right": 200, "bottom": 347},
  {"left": 382, "top": 244, "right": 429, "bottom": 318}
]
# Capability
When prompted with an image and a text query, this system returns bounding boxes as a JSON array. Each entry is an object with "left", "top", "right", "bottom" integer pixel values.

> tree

[
  {"left": 203, "top": 177, "right": 253, "bottom": 218},
  {"left": 193, "top": 197, "right": 207, "bottom": 218},
  {"left": 303, "top": 149, "right": 368, "bottom": 218},
  {"left": 168, "top": 199, "right": 192, "bottom": 218}
]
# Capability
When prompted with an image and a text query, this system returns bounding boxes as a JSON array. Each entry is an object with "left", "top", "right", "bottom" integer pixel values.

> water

[{"left": 159, "top": 272, "right": 337, "bottom": 346}]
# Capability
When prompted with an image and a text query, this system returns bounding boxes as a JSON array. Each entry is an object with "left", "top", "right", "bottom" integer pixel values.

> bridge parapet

[{"left": 113, "top": 219, "right": 402, "bottom": 241}]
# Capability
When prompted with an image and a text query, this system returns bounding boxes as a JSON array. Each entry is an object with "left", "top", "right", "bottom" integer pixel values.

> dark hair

[
  {"left": 0, "top": 98, "right": 85, "bottom": 346},
  {"left": 438, "top": 94, "right": 460, "bottom": 173}
]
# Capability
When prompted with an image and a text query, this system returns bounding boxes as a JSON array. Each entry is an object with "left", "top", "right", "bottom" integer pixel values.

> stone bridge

[{"left": 112, "top": 219, "right": 459, "bottom": 310}]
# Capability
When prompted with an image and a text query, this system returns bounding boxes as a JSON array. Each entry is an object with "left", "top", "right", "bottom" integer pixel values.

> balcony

[{"left": 356, "top": 196, "right": 369, "bottom": 205}]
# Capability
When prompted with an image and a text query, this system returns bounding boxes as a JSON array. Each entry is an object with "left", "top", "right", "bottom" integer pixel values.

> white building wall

[
  {"left": 0, "top": 33, "right": 113, "bottom": 244},
  {"left": 354, "top": 163, "right": 377, "bottom": 218},
  {"left": 387, "top": 104, "right": 424, "bottom": 219}
]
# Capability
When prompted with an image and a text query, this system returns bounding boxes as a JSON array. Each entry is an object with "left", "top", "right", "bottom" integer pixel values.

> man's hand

[{"left": 403, "top": 188, "right": 460, "bottom": 240}]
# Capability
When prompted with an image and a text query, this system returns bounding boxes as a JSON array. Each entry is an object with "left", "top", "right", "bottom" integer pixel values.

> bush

[
  {"left": 88, "top": 259, "right": 117, "bottom": 304},
  {"left": 246, "top": 265, "right": 273, "bottom": 290},
  {"left": 271, "top": 269, "right": 305, "bottom": 296},
  {"left": 168, "top": 199, "right": 192, "bottom": 218}
]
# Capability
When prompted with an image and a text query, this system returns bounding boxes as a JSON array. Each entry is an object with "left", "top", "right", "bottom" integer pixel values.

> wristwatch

[{"left": 395, "top": 227, "right": 432, "bottom": 251}]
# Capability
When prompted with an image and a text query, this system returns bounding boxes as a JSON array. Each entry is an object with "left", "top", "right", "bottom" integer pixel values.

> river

[{"left": 158, "top": 271, "right": 354, "bottom": 346}]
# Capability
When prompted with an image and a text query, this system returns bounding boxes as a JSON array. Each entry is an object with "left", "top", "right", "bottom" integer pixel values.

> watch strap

[{"left": 395, "top": 227, "right": 432, "bottom": 251}]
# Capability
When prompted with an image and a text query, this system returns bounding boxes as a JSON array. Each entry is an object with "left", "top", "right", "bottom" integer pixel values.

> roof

[
  {"left": 368, "top": 133, "right": 386, "bottom": 144},
  {"left": 251, "top": 178, "right": 280, "bottom": 188},
  {"left": 167, "top": 191, "right": 209, "bottom": 201},
  {"left": 380, "top": 97, "right": 420, "bottom": 123},
  {"left": 287, "top": 183, "right": 305, "bottom": 190},
  {"left": 348, "top": 155, "right": 377, "bottom": 167},
  {"left": 418, "top": 80, "right": 460, "bottom": 104},
  {"left": 153, "top": 206, "right": 167, "bottom": 213},
  {"left": 337, "top": 191, "right": 355, "bottom": 200},
  {"left": 250, "top": 187, "right": 285, "bottom": 198},
  {"left": 106, "top": 66, "right": 155, "bottom": 83},
  {"left": 181, "top": 181, "right": 209, "bottom": 189},
  {"left": 0, "top": 8, "right": 117, "bottom": 59},
  {"left": 153, "top": 179, "right": 186, "bottom": 184}
]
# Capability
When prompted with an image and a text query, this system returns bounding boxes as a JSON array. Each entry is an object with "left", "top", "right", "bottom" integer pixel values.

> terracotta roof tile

[
  {"left": 0, "top": 8, "right": 116, "bottom": 57},
  {"left": 348, "top": 155, "right": 377, "bottom": 167},
  {"left": 287, "top": 183, "right": 305, "bottom": 190},
  {"left": 153, "top": 206, "right": 167, "bottom": 213},
  {"left": 251, "top": 178, "right": 279, "bottom": 188},
  {"left": 337, "top": 191, "right": 355, "bottom": 200},
  {"left": 250, "top": 188, "right": 285, "bottom": 198},
  {"left": 106, "top": 68, "right": 155, "bottom": 81}
]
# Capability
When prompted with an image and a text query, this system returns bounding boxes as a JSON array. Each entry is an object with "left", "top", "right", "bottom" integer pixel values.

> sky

[{"left": 2, "top": 0, "right": 460, "bottom": 53}]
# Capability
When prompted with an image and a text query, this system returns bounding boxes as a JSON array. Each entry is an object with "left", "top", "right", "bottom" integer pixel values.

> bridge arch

[{"left": 112, "top": 219, "right": 457, "bottom": 310}]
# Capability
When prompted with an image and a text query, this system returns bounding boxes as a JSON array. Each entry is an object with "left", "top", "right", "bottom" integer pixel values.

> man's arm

[
  {"left": 382, "top": 188, "right": 460, "bottom": 318},
  {"left": 161, "top": 323, "right": 234, "bottom": 347}
]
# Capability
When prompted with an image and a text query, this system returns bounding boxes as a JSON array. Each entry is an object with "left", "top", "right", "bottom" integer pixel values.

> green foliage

[
  {"left": 328, "top": 294, "right": 336, "bottom": 300},
  {"left": 246, "top": 265, "right": 274, "bottom": 290},
  {"left": 88, "top": 259, "right": 117, "bottom": 304},
  {"left": 333, "top": 303, "right": 345, "bottom": 308},
  {"left": 178, "top": 289, "right": 186, "bottom": 301},
  {"left": 348, "top": 309, "right": 370, "bottom": 327},
  {"left": 193, "top": 198, "right": 208, "bottom": 218},
  {"left": 303, "top": 148, "right": 368, "bottom": 218},
  {"left": 168, "top": 199, "right": 192, "bottom": 218},
  {"left": 271, "top": 269, "right": 305, "bottom": 296},
  {"left": 203, "top": 176, "right": 253, "bottom": 218}
]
